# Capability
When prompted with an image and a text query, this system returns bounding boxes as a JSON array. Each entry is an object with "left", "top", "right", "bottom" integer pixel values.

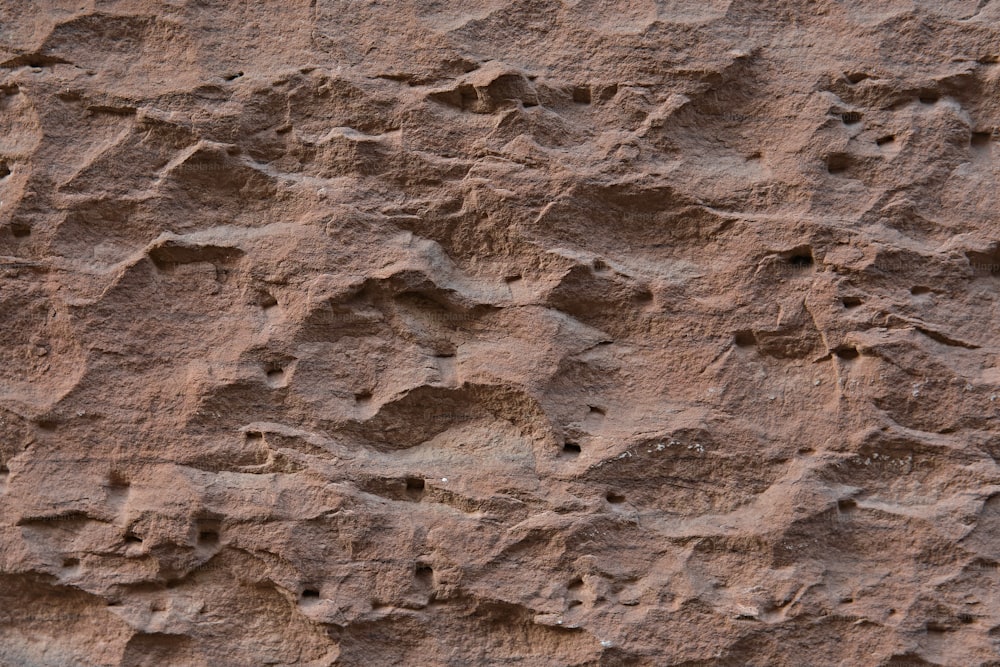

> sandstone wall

[{"left": 2, "top": 1, "right": 1000, "bottom": 665}]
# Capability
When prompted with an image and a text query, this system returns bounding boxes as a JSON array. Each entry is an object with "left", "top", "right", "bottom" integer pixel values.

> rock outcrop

[{"left": 2, "top": 1, "right": 1000, "bottom": 665}]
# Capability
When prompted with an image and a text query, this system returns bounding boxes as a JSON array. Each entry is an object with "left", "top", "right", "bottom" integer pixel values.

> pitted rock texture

[{"left": 3, "top": 2, "right": 1000, "bottom": 666}]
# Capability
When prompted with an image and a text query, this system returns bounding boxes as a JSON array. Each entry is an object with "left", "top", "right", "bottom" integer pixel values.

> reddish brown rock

[{"left": 2, "top": 2, "right": 1000, "bottom": 665}]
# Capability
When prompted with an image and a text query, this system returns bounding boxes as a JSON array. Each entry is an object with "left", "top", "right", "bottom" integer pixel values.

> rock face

[{"left": 3, "top": 2, "right": 1000, "bottom": 666}]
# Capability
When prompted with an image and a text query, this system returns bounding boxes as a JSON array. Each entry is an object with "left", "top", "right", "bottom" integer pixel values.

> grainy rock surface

[{"left": 2, "top": 2, "right": 1000, "bottom": 665}]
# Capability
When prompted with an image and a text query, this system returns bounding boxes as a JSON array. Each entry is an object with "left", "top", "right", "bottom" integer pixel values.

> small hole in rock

[
  {"left": 302, "top": 589, "right": 320, "bottom": 599},
  {"left": 841, "top": 112, "right": 862, "bottom": 125},
  {"left": 108, "top": 467, "right": 129, "bottom": 483},
  {"left": 598, "top": 84, "right": 618, "bottom": 102},
  {"left": 563, "top": 442, "right": 581, "bottom": 455},
  {"left": 415, "top": 564, "right": 433, "bottom": 580},
  {"left": 11, "top": 223, "right": 30, "bottom": 238},
  {"left": 406, "top": 477, "right": 425, "bottom": 492},
  {"left": 63, "top": 557, "right": 79, "bottom": 568},
  {"left": 224, "top": 71, "right": 244, "bottom": 81},
  {"left": 0, "top": 162, "right": 9, "bottom": 178},
  {"left": 568, "top": 577, "right": 583, "bottom": 590},
  {"left": 788, "top": 253, "right": 814, "bottom": 268},
  {"left": 634, "top": 289, "right": 654, "bottom": 304},
  {"left": 910, "top": 286, "right": 930, "bottom": 295},
  {"left": 838, "top": 498, "right": 857, "bottom": 512},
  {"left": 876, "top": 135, "right": 894, "bottom": 146},
  {"left": 919, "top": 92, "right": 940, "bottom": 104},
  {"left": 569, "top": 599, "right": 583, "bottom": 608},
  {"left": 826, "top": 154, "right": 849, "bottom": 174},
  {"left": 842, "top": 297, "right": 862, "bottom": 308},
  {"left": 36, "top": 420, "right": 57, "bottom": 431},
  {"left": 835, "top": 346, "right": 859, "bottom": 360},
  {"left": 972, "top": 132, "right": 991, "bottom": 149},
  {"left": 107, "top": 471, "right": 129, "bottom": 492},
  {"left": 734, "top": 331, "right": 756, "bottom": 347},
  {"left": 246, "top": 431, "right": 263, "bottom": 441},
  {"left": 355, "top": 391, "right": 372, "bottom": 403},
  {"left": 606, "top": 491, "right": 626, "bottom": 504},
  {"left": 505, "top": 274, "right": 522, "bottom": 283},
  {"left": 258, "top": 292, "right": 278, "bottom": 309},
  {"left": 845, "top": 72, "right": 869, "bottom": 84},
  {"left": 198, "top": 530, "right": 219, "bottom": 546},
  {"left": 959, "top": 613, "right": 975, "bottom": 624},
  {"left": 588, "top": 406, "right": 605, "bottom": 416},
  {"left": 124, "top": 532, "right": 142, "bottom": 544},
  {"left": 572, "top": 86, "right": 591, "bottom": 104},
  {"left": 266, "top": 368, "right": 284, "bottom": 382},
  {"left": 592, "top": 258, "right": 609, "bottom": 272}
]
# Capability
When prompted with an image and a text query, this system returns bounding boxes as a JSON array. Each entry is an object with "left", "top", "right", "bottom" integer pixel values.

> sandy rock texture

[{"left": 3, "top": 1, "right": 1000, "bottom": 665}]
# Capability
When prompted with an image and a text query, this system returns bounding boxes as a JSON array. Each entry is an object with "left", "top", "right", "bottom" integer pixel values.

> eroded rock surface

[{"left": 2, "top": 2, "right": 1000, "bottom": 665}]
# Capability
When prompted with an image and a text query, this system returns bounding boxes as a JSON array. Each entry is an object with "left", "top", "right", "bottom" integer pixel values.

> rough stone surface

[{"left": 2, "top": 2, "right": 1000, "bottom": 666}]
